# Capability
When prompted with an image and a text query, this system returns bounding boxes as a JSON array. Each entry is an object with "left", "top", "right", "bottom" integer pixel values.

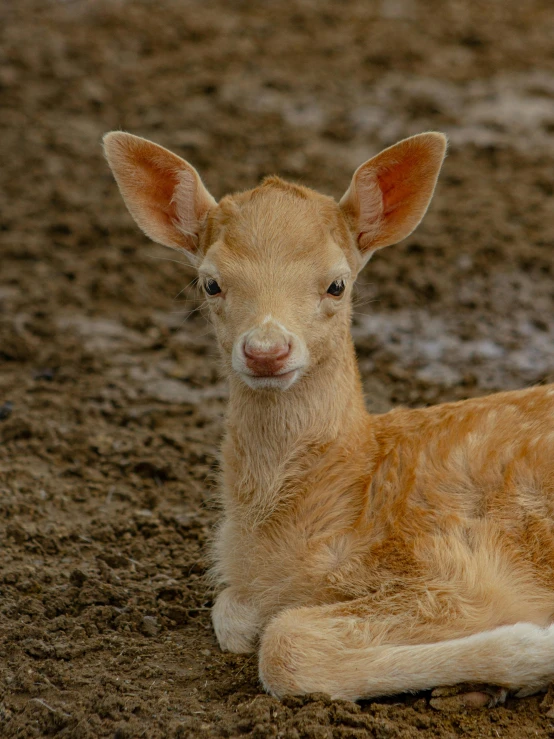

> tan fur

[{"left": 104, "top": 131, "right": 554, "bottom": 701}]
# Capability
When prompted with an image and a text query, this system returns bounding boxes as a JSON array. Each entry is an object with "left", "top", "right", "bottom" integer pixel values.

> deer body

[
  {"left": 215, "top": 380, "right": 554, "bottom": 654},
  {"left": 104, "top": 130, "right": 554, "bottom": 701}
]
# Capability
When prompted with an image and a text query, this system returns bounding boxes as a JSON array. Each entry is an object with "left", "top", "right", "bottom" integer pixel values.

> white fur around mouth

[{"left": 240, "top": 368, "right": 300, "bottom": 391}]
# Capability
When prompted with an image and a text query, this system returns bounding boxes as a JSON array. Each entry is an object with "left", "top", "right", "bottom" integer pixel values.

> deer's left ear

[{"left": 340, "top": 132, "right": 447, "bottom": 265}]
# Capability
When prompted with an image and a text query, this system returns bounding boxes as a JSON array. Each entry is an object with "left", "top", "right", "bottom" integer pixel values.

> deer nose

[{"left": 243, "top": 341, "right": 291, "bottom": 362}]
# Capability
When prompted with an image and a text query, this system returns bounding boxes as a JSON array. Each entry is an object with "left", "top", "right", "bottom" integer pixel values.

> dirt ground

[{"left": 1, "top": 0, "right": 554, "bottom": 736}]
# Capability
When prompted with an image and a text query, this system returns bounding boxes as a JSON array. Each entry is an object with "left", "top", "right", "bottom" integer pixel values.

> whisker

[
  {"left": 355, "top": 278, "right": 377, "bottom": 288},
  {"left": 173, "top": 276, "right": 200, "bottom": 302},
  {"left": 169, "top": 305, "right": 202, "bottom": 314},
  {"left": 148, "top": 254, "right": 194, "bottom": 269},
  {"left": 173, "top": 306, "right": 200, "bottom": 328},
  {"left": 352, "top": 297, "right": 380, "bottom": 310},
  {"left": 175, "top": 299, "right": 212, "bottom": 331},
  {"left": 169, "top": 300, "right": 202, "bottom": 310},
  {"left": 352, "top": 311, "right": 377, "bottom": 318}
]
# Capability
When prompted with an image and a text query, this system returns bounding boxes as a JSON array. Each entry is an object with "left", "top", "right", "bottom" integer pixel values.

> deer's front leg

[{"left": 212, "top": 587, "right": 261, "bottom": 654}]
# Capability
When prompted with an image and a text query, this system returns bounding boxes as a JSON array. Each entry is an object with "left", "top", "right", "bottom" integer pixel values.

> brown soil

[{"left": 1, "top": 0, "right": 554, "bottom": 736}]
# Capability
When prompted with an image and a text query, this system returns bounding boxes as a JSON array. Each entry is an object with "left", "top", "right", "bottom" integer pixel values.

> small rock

[
  {"left": 33, "top": 368, "right": 55, "bottom": 381},
  {"left": 22, "top": 638, "right": 54, "bottom": 659},
  {"left": 0, "top": 401, "right": 13, "bottom": 420},
  {"left": 69, "top": 569, "right": 88, "bottom": 587},
  {"left": 541, "top": 683, "right": 554, "bottom": 712},
  {"left": 1, "top": 417, "right": 33, "bottom": 441},
  {"left": 163, "top": 605, "right": 190, "bottom": 625},
  {"left": 414, "top": 713, "right": 431, "bottom": 729},
  {"left": 141, "top": 616, "right": 160, "bottom": 637},
  {"left": 98, "top": 553, "right": 130, "bottom": 570},
  {"left": 90, "top": 434, "right": 114, "bottom": 456},
  {"left": 144, "top": 378, "right": 197, "bottom": 404}
]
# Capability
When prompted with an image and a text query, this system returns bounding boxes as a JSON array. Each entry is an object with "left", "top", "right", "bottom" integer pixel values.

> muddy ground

[{"left": 1, "top": 0, "right": 554, "bottom": 736}]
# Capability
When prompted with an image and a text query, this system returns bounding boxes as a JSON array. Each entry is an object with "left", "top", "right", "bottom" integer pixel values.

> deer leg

[
  {"left": 212, "top": 587, "right": 261, "bottom": 654},
  {"left": 258, "top": 598, "right": 554, "bottom": 701}
]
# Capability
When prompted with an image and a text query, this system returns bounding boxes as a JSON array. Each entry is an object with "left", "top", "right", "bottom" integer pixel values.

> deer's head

[{"left": 104, "top": 132, "right": 446, "bottom": 391}]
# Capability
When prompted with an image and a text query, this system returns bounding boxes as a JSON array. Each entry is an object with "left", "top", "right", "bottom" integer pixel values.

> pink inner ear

[
  {"left": 350, "top": 133, "right": 447, "bottom": 255},
  {"left": 131, "top": 149, "right": 185, "bottom": 233},
  {"left": 104, "top": 132, "right": 201, "bottom": 251},
  {"left": 353, "top": 170, "right": 383, "bottom": 248},
  {"left": 104, "top": 132, "right": 216, "bottom": 253},
  {"left": 378, "top": 152, "right": 423, "bottom": 217},
  {"left": 172, "top": 168, "right": 201, "bottom": 243}
]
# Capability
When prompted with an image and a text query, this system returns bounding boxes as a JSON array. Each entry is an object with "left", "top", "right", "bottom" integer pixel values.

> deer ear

[
  {"left": 103, "top": 132, "right": 216, "bottom": 258},
  {"left": 340, "top": 132, "right": 447, "bottom": 263}
]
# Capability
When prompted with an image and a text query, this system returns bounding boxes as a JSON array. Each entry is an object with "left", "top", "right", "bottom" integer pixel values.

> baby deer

[{"left": 104, "top": 131, "right": 554, "bottom": 702}]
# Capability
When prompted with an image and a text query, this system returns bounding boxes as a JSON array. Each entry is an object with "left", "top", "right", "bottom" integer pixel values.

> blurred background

[
  {"left": 1, "top": 1, "right": 554, "bottom": 737},
  {"left": 3, "top": 0, "right": 554, "bottom": 400}
]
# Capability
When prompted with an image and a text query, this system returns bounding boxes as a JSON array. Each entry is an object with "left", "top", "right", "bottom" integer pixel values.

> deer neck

[{"left": 221, "top": 332, "right": 368, "bottom": 521}]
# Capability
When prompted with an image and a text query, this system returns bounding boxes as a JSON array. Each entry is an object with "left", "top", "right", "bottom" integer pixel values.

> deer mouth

[
  {"left": 240, "top": 368, "right": 301, "bottom": 390},
  {"left": 247, "top": 367, "right": 296, "bottom": 378}
]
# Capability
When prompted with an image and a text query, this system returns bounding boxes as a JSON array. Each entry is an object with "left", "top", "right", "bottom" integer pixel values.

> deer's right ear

[{"left": 103, "top": 132, "right": 216, "bottom": 259}]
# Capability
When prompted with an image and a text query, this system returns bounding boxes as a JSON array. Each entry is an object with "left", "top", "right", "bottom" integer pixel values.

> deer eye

[
  {"left": 327, "top": 279, "right": 346, "bottom": 297},
  {"left": 204, "top": 278, "right": 221, "bottom": 296}
]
